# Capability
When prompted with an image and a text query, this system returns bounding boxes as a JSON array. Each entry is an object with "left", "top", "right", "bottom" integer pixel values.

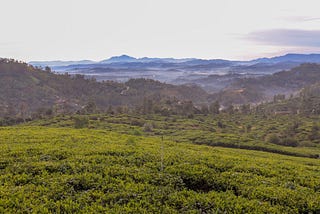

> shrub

[
  {"left": 143, "top": 122, "right": 153, "bottom": 132},
  {"left": 126, "top": 137, "right": 136, "bottom": 145},
  {"left": 280, "top": 137, "right": 299, "bottom": 147},
  {"left": 132, "top": 129, "right": 142, "bottom": 136},
  {"left": 217, "top": 121, "right": 225, "bottom": 128},
  {"left": 266, "top": 134, "right": 280, "bottom": 145},
  {"left": 74, "top": 116, "right": 89, "bottom": 128}
]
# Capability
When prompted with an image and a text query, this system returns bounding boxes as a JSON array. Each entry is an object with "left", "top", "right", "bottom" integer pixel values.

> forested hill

[
  {"left": 0, "top": 59, "right": 208, "bottom": 117},
  {"left": 211, "top": 63, "right": 320, "bottom": 106}
]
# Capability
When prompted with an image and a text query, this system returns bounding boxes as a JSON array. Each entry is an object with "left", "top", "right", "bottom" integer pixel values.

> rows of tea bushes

[
  {"left": 27, "top": 113, "right": 320, "bottom": 158},
  {"left": 1, "top": 126, "right": 319, "bottom": 213}
]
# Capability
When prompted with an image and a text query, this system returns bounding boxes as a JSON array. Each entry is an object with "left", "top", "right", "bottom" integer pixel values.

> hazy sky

[{"left": 1, "top": 0, "right": 320, "bottom": 61}]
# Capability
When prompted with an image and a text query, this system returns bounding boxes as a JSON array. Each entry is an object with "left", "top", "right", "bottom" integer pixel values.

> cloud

[{"left": 246, "top": 29, "right": 320, "bottom": 47}]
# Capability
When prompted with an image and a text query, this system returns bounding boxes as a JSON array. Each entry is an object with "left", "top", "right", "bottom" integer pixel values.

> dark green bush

[
  {"left": 266, "top": 134, "right": 280, "bottom": 145},
  {"left": 280, "top": 137, "right": 299, "bottom": 147},
  {"left": 74, "top": 116, "right": 89, "bottom": 128}
]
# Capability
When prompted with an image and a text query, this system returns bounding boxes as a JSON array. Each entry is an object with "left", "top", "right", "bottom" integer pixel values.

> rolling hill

[
  {"left": 0, "top": 59, "right": 208, "bottom": 117},
  {"left": 210, "top": 63, "right": 320, "bottom": 106}
]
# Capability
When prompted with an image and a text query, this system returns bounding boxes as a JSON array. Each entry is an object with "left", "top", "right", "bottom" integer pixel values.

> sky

[{"left": 1, "top": 0, "right": 320, "bottom": 61}]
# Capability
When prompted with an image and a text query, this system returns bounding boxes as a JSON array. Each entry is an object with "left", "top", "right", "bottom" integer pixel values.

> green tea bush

[{"left": 73, "top": 116, "right": 89, "bottom": 128}]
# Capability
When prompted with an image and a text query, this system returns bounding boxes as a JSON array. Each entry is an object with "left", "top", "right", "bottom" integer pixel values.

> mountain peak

[{"left": 100, "top": 55, "right": 137, "bottom": 63}]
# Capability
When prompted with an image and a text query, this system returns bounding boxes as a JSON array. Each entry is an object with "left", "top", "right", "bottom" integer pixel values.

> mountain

[
  {"left": 0, "top": 59, "right": 208, "bottom": 117},
  {"left": 100, "top": 55, "right": 137, "bottom": 64},
  {"left": 27, "top": 54, "right": 320, "bottom": 101},
  {"left": 29, "top": 53, "right": 317, "bottom": 89},
  {"left": 252, "top": 53, "right": 320, "bottom": 64},
  {"left": 30, "top": 53, "right": 320, "bottom": 67},
  {"left": 3, "top": 58, "right": 320, "bottom": 117}
]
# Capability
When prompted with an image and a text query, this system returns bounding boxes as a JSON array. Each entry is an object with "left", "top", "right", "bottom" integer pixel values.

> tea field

[{"left": 0, "top": 123, "right": 320, "bottom": 213}]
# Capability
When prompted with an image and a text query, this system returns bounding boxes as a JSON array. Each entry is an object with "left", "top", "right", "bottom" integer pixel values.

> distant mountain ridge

[
  {"left": 252, "top": 53, "right": 320, "bottom": 64},
  {"left": 29, "top": 55, "right": 199, "bottom": 66},
  {"left": 28, "top": 53, "right": 320, "bottom": 98},
  {"left": 28, "top": 60, "right": 95, "bottom": 67},
  {"left": 100, "top": 55, "right": 137, "bottom": 63},
  {"left": 29, "top": 53, "right": 320, "bottom": 67}
]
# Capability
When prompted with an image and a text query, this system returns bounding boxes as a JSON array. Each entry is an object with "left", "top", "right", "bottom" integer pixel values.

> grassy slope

[
  {"left": 1, "top": 126, "right": 320, "bottom": 213},
  {"left": 28, "top": 113, "right": 320, "bottom": 158}
]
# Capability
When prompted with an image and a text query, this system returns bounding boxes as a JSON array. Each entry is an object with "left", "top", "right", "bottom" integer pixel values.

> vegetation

[
  {"left": 1, "top": 58, "right": 320, "bottom": 212},
  {"left": 0, "top": 59, "right": 208, "bottom": 118},
  {"left": 210, "top": 63, "right": 320, "bottom": 105},
  {"left": 0, "top": 124, "right": 320, "bottom": 213}
]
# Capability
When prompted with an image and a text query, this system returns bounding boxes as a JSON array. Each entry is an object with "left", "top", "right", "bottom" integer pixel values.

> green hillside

[
  {"left": 0, "top": 114, "right": 320, "bottom": 213},
  {"left": 26, "top": 113, "right": 320, "bottom": 158},
  {"left": 1, "top": 114, "right": 320, "bottom": 213},
  {"left": 210, "top": 63, "right": 320, "bottom": 105}
]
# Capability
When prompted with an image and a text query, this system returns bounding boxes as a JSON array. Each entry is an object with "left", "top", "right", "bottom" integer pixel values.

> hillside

[
  {"left": 2, "top": 56, "right": 320, "bottom": 212},
  {"left": 0, "top": 59, "right": 208, "bottom": 117},
  {"left": 258, "top": 82, "right": 320, "bottom": 115},
  {"left": 1, "top": 119, "right": 320, "bottom": 213},
  {"left": 210, "top": 63, "right": 320, "bottom": 105}
]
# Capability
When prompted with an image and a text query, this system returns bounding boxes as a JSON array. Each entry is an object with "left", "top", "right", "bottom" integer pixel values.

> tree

[
  {"left": 281, "top": 137, "right": 299, "bottom": 147},
  {"left": 225, "top": 104, "right": 234, "bottom": 115},
  {"left": 240, "top": 104, "right": 250, "bottom": 114},
  {"left": 266, "top": 134, "right": 280, "bottom": 144},
  {"left": 106, "top": 106, "right": 114, "bottom": 115},
  {"left": 209, "top": 101, "right": 220, "bottom": 115},
  {"left": 142, "top": 97, "right": 154, "bottom": 114},
  {"left": 83, "top": 101, "right": 97, "bottom": 114},
  {"left": 181, "top": 101, "right": 194, "bottom": 116},
  {"left": 309, "top": 123, "right": 320, "bottom": 141},
  {"left": 44, "top": 66, "right": 51, "bottom": 72},
  {"left": 200, "top": 104, "right": 209, "bottom": 115},
  {"left": 273, "top": 94, "right": 285, "bottom": 103}
]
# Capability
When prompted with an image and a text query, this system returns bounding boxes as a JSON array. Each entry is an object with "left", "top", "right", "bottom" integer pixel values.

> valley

[{"left": 1, "top": 57, "right": 320, "bottom": 213}]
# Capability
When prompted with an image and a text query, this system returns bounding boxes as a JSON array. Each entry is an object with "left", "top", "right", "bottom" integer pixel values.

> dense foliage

[
  {"left": 27, "top": 113, "right": 320, "bottom": 158},
  {"left": 0, "top": 126, "right": 320, "bottom": 213},
  {"left": 210, "top": 63, "right": 320, "bottom": 105}
]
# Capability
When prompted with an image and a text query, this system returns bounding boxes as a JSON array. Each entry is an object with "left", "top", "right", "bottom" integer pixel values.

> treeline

[{"left": 3, "top": 86, "right": 320, "bottom": 126}]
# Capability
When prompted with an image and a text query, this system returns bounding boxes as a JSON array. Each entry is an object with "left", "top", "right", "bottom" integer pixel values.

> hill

[
  {"left": 257, "top": 81, "right": 320, "bottom": 115},
  {"left": 252, "top": 53, "right": 320, "bottom": 64},
  {"left": 0, "top": 59, "right": 208, "bottom": 117},
  {"left": 1, "top": 116, "right": 319, "bottom": 213},
  {"left": 29, "top": 53, "right": 320, "bottom": 89},
  {"left": 2, "top": 56, "right": 320, "bottom": 212},
  {"left": 210, "top": 63, "right": 320, "bottom": 105}
]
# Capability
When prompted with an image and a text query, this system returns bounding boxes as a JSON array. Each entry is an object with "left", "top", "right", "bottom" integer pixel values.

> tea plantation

[{"left": 0, "top": 114, "right": 320, "bottom": 213}]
